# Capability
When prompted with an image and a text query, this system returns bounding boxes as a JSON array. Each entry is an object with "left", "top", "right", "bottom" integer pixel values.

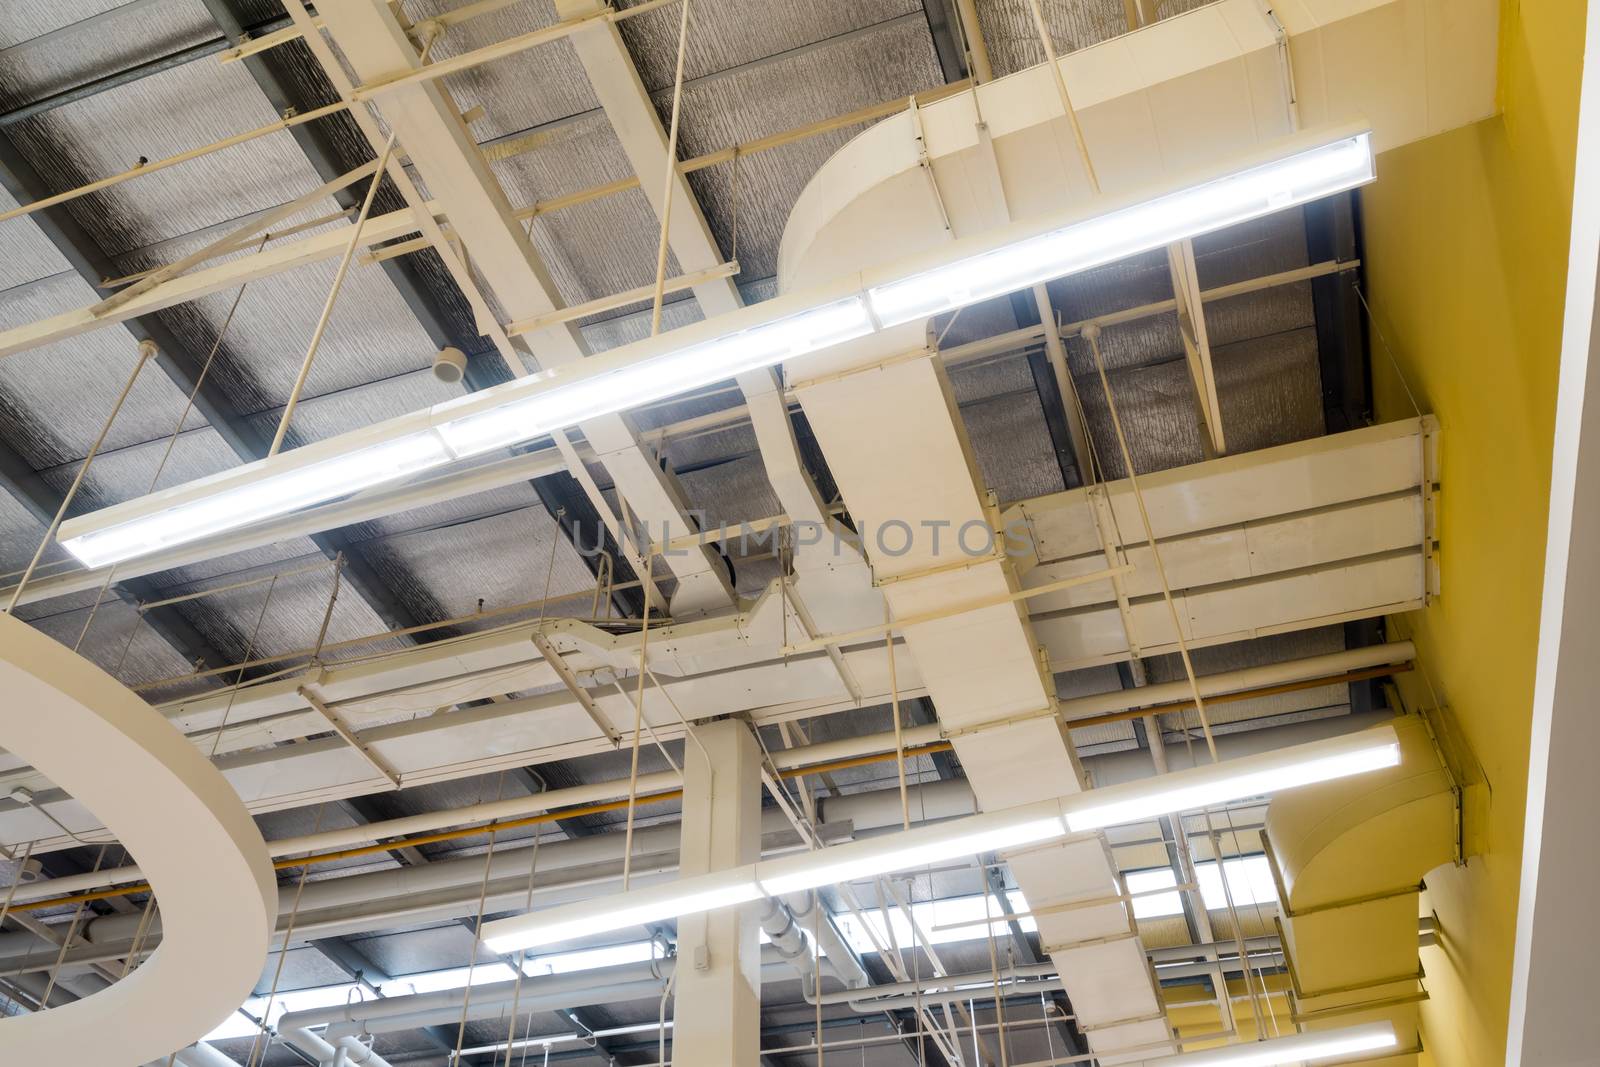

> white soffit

[
  {"left": 779, "top": 0, "right": 1499, "bottom": 288},
  {"left": 0, "top": 613, "right": 276, "bottom": 1065}
]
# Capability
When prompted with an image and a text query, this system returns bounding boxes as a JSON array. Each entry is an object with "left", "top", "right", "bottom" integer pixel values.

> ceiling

[{"left": 0, "top": 2, "right": 1404, "bottom": 1065}]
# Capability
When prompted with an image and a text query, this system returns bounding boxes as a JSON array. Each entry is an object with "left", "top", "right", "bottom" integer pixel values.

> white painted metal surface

[
  {"left": 313, "top": 0, "right": 733, "bottom": 616},
  {"left": 0, "top": 613, "right": 276, "bottom": 1065}
]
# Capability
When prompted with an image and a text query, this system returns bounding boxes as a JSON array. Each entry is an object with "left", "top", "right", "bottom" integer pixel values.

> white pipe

[
  {"left": 0, "top": 780, "right": 979, "bottom": 972},
  {"left": 847, "top": 978, "right": 1067, "bottom": 1014},
  {"left": 4, "top": 724, "right": 948, "bottom": 905},
  {"left": 12, "top": 637, "right": 1402, "bottom": 901},
  {"left": 1055, "top": 642, "right": 1413, "bottom": 722},
  {"left": 331, "top": 1035, "right": 395, "bottom": 1067},
  {"left": 292, "top": 952, "right": 793, "bottom": 1041},
  {"left": 3, "top": 711, "right": 1391, "bottom": 970},
  {"left": 818, "top": 961, "right": 1057, "bottom": 1005},
  {"left": 167, "top": 1042, "right": 247, "bottom": 1067}
]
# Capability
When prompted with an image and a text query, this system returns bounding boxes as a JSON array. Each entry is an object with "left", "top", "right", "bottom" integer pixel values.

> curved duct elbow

[{"left": 1263, "top": 713, "right": 1460, "bottom": 1061}]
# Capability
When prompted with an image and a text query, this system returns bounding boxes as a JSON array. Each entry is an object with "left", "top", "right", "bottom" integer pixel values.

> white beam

[
  {"left": 1167, "top": 238, "right": 1225, "bottom": 455},
  {"left": 671, "top": 719, "right": 763, "bottom": 1066},
  {"left": 313, "top": 0, "right": 735, "bottom": 615},
  {"left": 1508, "top": 1, "right": 1600, "bottom": 1059},
  {"left": 555, "top": 0, "right": 836, "bottom": 532},
  {"left": 0, "top": 206, "right": 422, "bottom": 359}
]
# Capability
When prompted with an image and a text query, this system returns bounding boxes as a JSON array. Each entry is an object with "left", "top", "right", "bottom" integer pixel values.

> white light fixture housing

[
  {"left": 57, "top": 124, "right": 1374, "bottom": 569},
  {"left": 1063, "top": 724, "right": 1401, "bottom": 832},
  {"left": 482, "top": 867, "right": 765, "bottom": 955},
  {"left": 1140, "top": 1021, "right": 1398, "bottom": 1065},
  {"left": 480, "top": 726, "right": 1399, "bottom": 954}
]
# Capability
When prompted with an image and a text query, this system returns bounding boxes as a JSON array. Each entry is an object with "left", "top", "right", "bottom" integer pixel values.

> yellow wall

[{"left": 1358, "top": 1, "right": 1586, "bottom": 1063}]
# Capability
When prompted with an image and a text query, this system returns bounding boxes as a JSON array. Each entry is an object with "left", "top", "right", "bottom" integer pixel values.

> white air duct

[
  {"left": 772, "top": 3, "right": 1495, "bottom": 1059},
  {"left": 1263, "top": 714, "right": 1463, "bottom": 1062}
]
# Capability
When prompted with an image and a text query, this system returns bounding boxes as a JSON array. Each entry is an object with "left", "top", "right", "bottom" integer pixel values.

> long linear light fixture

[
  {"left": 1145, "top": 1022, "right": 1398, "bottom": 1065},
  {"left": 57, "top": 125, "right": 1374, "bottom": 569},
  {"left": 480, "top": 725, "right": 1399, "bottom": 954}
]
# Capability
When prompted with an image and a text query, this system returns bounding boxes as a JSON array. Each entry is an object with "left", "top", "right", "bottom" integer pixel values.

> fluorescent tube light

[
  {"left": 1063, "top": 725, "right": 1401, "bottom": 832},
  {"left": 1143, "top": 1021, "right": 1397, "bottom": 1065},
  {"left": 61, "top": 434, "right": 449, "bottom": 568},
  {"left": 479, "top": 729, "right": 1400, "bottom": 952},
  {"left": 867, "top": 133, "right": 1373, "bottom": 327},
  {"left": 481, "top": 870, "right": 764, "bottom": 954},
  {"left": 57, "top": 127, "right": 1374, "bottom": 570},
  {"left": 755, "top": 813, "right": 1067, "bottom": 897},
  {"left": 436, "top": 297, "right": 873, "bottom": 457}
]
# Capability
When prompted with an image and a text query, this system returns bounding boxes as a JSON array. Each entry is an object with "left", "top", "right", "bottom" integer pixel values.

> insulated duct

[
  {"left": 1262, "top": 713, "right": 1461, "bottom": 1062},
  {"left": 773, "top": 4, "right": 1494, "bottom": 1059}
]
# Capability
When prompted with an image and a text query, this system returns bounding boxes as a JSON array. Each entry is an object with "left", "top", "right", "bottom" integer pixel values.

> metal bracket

[
  {"left": 297, "top": 685, "right": 402, "bottom": 789},
  {"left": 531, "top": 629, "right": 624, "bottom": 746}
]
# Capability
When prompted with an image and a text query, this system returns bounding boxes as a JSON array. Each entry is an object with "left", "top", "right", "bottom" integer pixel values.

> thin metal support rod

[
  {"left": 269, "top": 125, "right": 405, "bottom": 456},
  {"left": 1023, "top": 0, "right": 1100, "bottom": 194},
  {"left": 4, "top": 342, "right": 154, "bottom": 613},
  {"left": 0, "top": 102, "right": 348, "bottom": 227},
  {"left": 0, "top": 839, "right": 36, "bottom": 932},
  {"left": 887, "top": 607, "right": 910, "bottom": 832},
  {"left": 1083, "top": 323, "right": 1216, "bottom": 760},
  {"left": 649, "top": 0, "right": 692, "bottom": 337},
  {"left": 620, "top": 589, "right": 656, "bottom": 890}
]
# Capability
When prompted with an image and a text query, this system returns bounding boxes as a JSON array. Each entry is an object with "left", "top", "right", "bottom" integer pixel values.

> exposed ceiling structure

[{"left": 0, "top": 2, "right": 1498, "bottom": 1067}]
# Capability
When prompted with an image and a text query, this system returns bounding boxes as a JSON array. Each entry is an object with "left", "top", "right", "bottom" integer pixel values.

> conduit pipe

[
  {"left": 0, "top": 712, "right": 1391, "bottom": 976},
  {"left": 0, "top": 779, "right": 979, "bottom": 967},
  {"left": 1056, "top": 644, "right": 1414, "bottom": 723},
  {"left": 284, "top": 950, "right": 795, "bottom": 1049},
  {"left": 819, "top": 961, "right": 1057, "bottom": 1006},
  {"left": 845, "top": 980, "right": 1067, "bottom": 1014},
  {"left": 164, "top": 1042, "right": 245, "bottom": 1067},
  {"left": 3, "top": 725, "right": 947, "bottom": 905},
  {"left": 330, "top": 1036, "right": 394, "bottom": 1067}
]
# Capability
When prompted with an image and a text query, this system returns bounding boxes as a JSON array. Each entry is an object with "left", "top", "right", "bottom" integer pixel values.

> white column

[
  {"left": 671, "top": 719, "right": 763, "bottom": 1066},
  {"left": 1508, "top": 5, "right": 1600, "bottom": 1063}
]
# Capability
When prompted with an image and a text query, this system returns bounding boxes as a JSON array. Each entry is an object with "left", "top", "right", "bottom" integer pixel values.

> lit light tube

[
  {"left": 755, "top": 810, "right": 1068, "bottom": 897},
  {"left": 1144, "top": 1021, "right": 1397, "bottom": 1065},
  {"left": 1062, "top": 725, "right": 1401, "bottom": 832},
  {"left": 479, "top": 728, "right": 1400, "bottom": 952},
  {"left": 867, "top": 132, "right": 1374, "bottom": 327},
  {"left": 61, "top": 434, "right": 449, "bottom": 569},
  {"left": 57, "top": 126, "right": 1374, "bottom": 570},
  {"left": 481, "top": 868, "right": 764, "bottom": 954},
  {"left": 436, "top": 297, "right": 874, "bottom": 457}
]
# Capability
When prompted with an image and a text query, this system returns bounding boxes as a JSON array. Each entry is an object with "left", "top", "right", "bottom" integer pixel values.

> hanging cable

[
  {"left": 71, "top": 237, "right": 267, "bottom": 655},
  {"left": 729, "top": 147, "right": 743, "bottom": 263},
  {"left": 620, "top": 575, "right": 657, "bottom": 890},
  {"left": 270, "top": 29, "right": 440, "bottom": 456},
  {"left": 648, "top": 0, "right": 693, "bottom": 337},
  {"left": 1024, "top": 0, "right": 1100, "bottom": 194},
  {"left": 886, "top": 607, "right": 911, "bottom": 832},
  {"left": 0, "top": 839, "right": 36, "bottom": 933},
  {"left": 245, "top": 804, "right": 327, "bottom": 1067},
  {"left": 207, "top": 573, "right": 282, "bottom": 760},
  {"left": 499, "top": 803, "right": 545, "bottom": 1067},
  {"left": 981, "top": 879, "right": 1012, "bottom": 1067},
  {"left": 1082, "top": 324, "right": 1219, "bottom": 759},
  {"left": 308, "top": 554, "right": 345, "bottom": 667},
  {"left": 453, "top": 772, "right": 509, "bottom": 1062},
  {"left": 5, "top": 340, "right": 155, "bottom": 614}
]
